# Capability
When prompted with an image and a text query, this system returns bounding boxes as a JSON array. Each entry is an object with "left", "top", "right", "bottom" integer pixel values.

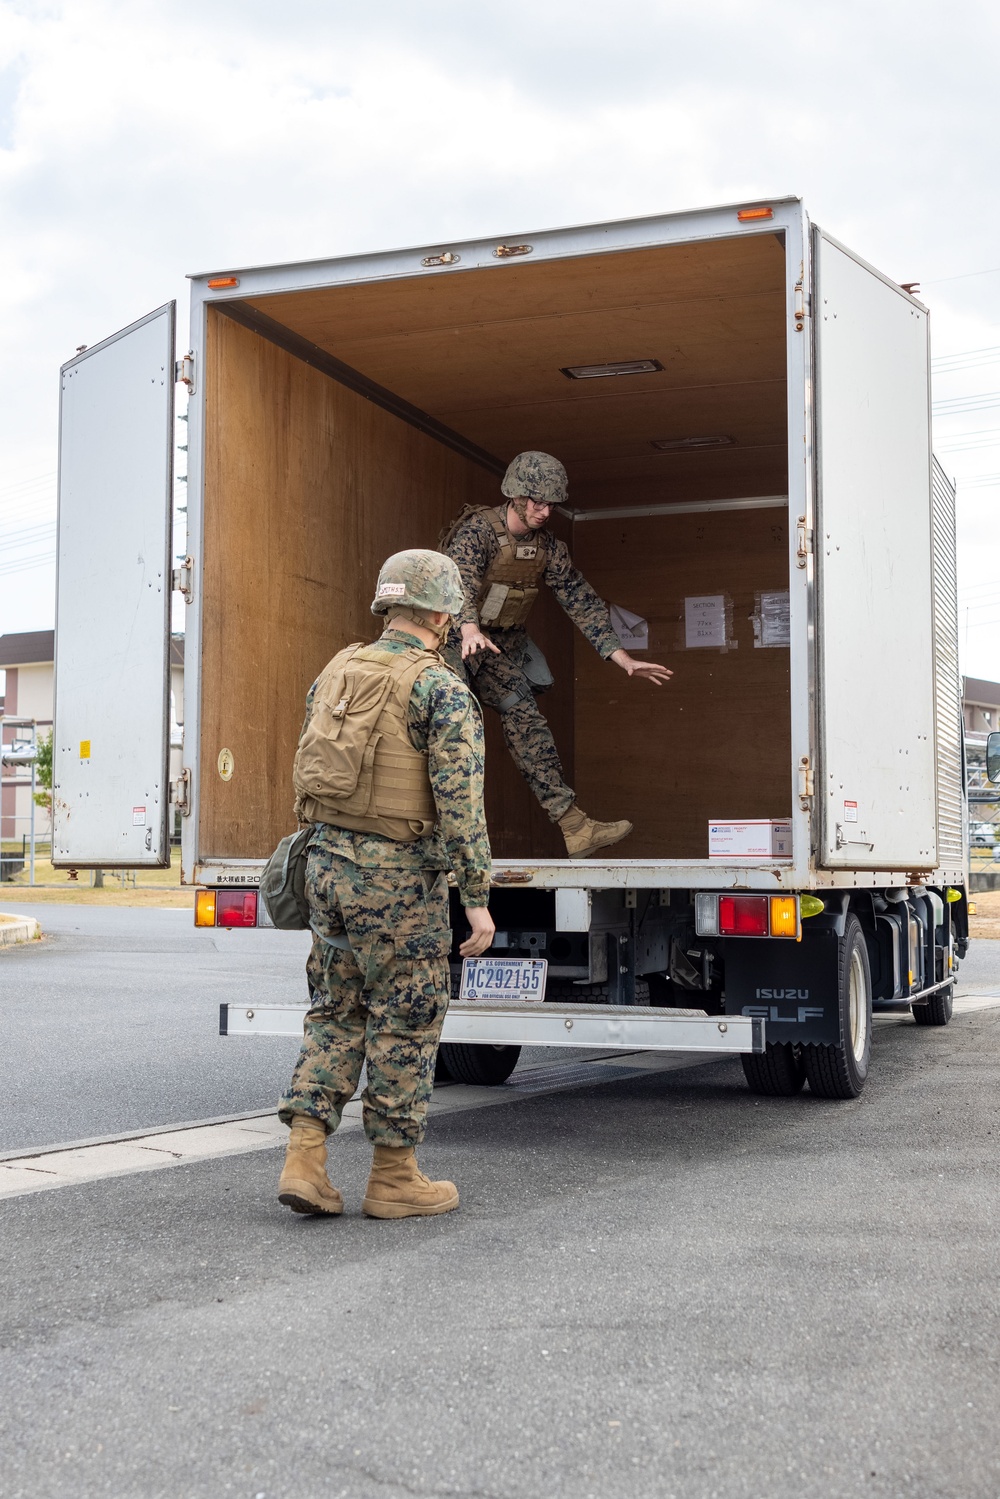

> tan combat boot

[
  {"left": 278, "top": 1114, "right": 344, "bottom": 1216},
  {"left": 362, "top": 1144, "right": 459, "bottom": 1219},
  {"left": 558, "top": 803, "right": 633, "bottom": 859}
]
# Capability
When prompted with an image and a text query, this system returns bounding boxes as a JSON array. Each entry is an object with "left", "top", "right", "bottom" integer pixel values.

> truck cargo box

[{"left": 53, "top": 197, "right": 963, "bottom": 891}]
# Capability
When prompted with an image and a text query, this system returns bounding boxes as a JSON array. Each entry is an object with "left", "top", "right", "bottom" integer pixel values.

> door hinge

[
  {"left": 170, "top": 768, "right": 191, "bottom": 816},
  {"left": 794, "top": 279, "right": 807, "bottom": 331},
  {"left": 795, "top": 515, "right": 813, "bottom": 569},
  {"left": 798, "top": 756, "right": 814, "bottom": 811},
  {"left": 175, "top": 352, "right": 195, "bottom": 395},
  {"left": 172, "top": 555, "right": 193, "bottom": 603}
]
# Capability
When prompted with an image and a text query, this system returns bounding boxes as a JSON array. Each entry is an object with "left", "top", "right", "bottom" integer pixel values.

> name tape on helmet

[{"left": 376, "top": 583, "right": 407, "bottom": 597}]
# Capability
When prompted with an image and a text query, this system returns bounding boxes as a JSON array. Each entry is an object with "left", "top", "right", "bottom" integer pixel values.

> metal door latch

[
  {"left": 172, "top": 555, "right": 193, "bottom": 603},
  {"left": 836, "top": 824, "right": 874, "bottom": 850}
]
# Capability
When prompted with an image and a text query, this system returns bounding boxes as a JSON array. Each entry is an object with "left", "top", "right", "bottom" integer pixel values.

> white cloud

[{"left": 1, "top": 0, "right": 999, "bottom": 676}]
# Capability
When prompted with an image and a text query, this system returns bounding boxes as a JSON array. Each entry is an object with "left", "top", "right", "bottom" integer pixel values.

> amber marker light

[
  {"left": 770, "top": 896, "right": 800, "bottom": 940},
  {"left": 195, "top": 890, "right": 217, "bottom": 927},
  {"left": 737, "top": 207, "right": 774, "bottom": 221},
  {"left": 207, "top": 276, "right": 240, "bottom": 289}
]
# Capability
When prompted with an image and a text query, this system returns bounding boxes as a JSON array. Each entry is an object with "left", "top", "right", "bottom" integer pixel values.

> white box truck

[{"left": 52, "top": 195, "right": 968, "bottom": 1100}]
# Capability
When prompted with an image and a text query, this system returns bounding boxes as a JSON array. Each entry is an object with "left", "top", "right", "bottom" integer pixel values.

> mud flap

[{"left": 723, "top": 932, "right": 841, "bottom": 1045}]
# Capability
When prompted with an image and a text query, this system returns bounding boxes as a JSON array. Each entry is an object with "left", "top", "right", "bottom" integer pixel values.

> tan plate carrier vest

[
  {"left": 293, "top": 641, "right": 438, "bottom": 843},
  {"left": 475, "top": 507, "right": 550, "bottom": 629}
]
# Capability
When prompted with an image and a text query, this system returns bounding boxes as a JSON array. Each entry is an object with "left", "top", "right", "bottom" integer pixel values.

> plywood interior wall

[
  {"left": 201, "top": 230, "right": 792, "bottom": 865},
  {"left": 199, "top": 309, "right": 554, "bottom": 861},
  {"left": 570, "top": 507, "right": 792, "bottom": 860},
  {"left": 244, "top": 232, "right": 788, "bottom": 511}
]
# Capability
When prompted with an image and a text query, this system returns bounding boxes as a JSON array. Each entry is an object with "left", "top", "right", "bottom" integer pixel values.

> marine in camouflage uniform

[
  {"left": 442, "top": 451, "right": 673, "bottom": 857},
  {"left": 277, "top": 550, "right": 493, "bottom": 1220}
]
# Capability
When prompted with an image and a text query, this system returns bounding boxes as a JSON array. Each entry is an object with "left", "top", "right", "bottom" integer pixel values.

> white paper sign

[
  {"left": 685, "top": 594, "right": 727, "bottom": 649},
  {"left": 759, "top": 590, "right": 790, "bottom": 647},
  {"left": 610, "top": 604, "right": 648, "bottom": 651}
]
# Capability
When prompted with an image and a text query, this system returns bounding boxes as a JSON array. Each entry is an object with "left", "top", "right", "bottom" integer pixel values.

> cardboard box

[{"left": 708, "top": 820, "right": 792, "bottom": 859}]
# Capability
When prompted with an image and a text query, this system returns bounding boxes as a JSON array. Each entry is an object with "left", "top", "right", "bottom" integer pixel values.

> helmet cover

[
  {"left": 500, "top": 450, "right": 568, "bottom": 507},
  {"left": 370, "top": 548, "right": 466, "bottom": 616}
]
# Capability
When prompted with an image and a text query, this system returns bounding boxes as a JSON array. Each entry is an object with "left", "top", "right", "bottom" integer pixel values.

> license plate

[{"left": 459, "top": 956, "right": 548, "bottom": 1002}]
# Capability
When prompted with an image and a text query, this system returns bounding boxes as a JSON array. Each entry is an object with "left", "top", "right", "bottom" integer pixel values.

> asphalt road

[
  {"left": 1, "top": 906, "right": 999, "bottom": 1498},
  {"left": 0, "top": 904, "right": 307, "bottom": 1150}
]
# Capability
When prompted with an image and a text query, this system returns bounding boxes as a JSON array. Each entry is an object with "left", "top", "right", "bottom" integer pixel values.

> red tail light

[
  {"left": 718, "top": 895, "right": 769, "bottom": 937},
  {"left": 216, "top": 890, "right": 258, "bottom": 927}
]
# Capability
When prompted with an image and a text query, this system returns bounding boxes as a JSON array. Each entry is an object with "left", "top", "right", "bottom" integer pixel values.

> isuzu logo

[
  {"left": 743, "top": 1003, "right": 824, "bottom": 1023},
  {"left": 755, "top": 987, "right": 810, "bottom": 1000}
]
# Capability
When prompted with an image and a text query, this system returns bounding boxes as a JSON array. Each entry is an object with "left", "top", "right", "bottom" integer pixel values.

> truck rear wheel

[
  {"left": 803, "top": 914, "right": 872, "bottom": 1099},
  {"left": 437, "top": 1043, "right": 521, "bottom": 1087},
  {"left": 741, "top": 1043, "right": 807, "bottom": 1096},
  {"left": 911, "top": 985, "right": 954, "bottom": 1026}
]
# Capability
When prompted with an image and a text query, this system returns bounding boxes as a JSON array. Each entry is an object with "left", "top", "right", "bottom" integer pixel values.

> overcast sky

[{"left": 2, "top": 0, "right": 999, "bottom": 678}]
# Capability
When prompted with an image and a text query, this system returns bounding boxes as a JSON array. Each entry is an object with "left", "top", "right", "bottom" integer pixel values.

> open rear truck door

[
  {"left": 813, "top": 232, "right": 936, "bottom": 870},
  {"left": 52, "top": 303, "right": 177, "bottom": 868}
]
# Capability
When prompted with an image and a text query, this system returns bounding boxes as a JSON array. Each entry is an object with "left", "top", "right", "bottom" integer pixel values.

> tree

[{"left": 33, "top": 731, "right": 52, "bottom": 815}]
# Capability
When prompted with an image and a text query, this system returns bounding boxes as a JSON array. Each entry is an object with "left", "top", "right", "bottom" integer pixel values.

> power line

[
  {"left": 933, "top": 395, "right": 1000, "bottom": 416},
  {"left": 0, "top": 471, "right": 56, "bottom": 500},
  {"left": 0, "top": 523, "right": 56, "bottom": 552},
  {"left": 0, "top": 550, "right": 55, "bottom": 578},
  {"left": 924, "top": 266, "right": 1000, "bottom": 285},
  {"left": 933, "top": 346, "right": 1000, "bottom": 372}
]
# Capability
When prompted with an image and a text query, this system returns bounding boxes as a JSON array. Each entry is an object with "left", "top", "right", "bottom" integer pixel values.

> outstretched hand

[
  {"left": 610, "top": 648, "right": 673, "bottom": 686},
  {"left": 460, "top": 621, "right": 502, "bottom": 660}
]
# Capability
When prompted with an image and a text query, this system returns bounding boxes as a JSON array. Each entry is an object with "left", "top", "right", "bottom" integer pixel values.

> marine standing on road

[
  {"left": 277, "top": 550, "right": 494, "bottom": 1220},
  {"left": 443, "top": 451, "right": 673, "bottom": 858}
]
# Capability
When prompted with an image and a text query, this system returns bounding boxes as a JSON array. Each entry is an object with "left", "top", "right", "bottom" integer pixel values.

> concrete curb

[{"left": 0, "top": 914, "right": 41, "bottom": 947}]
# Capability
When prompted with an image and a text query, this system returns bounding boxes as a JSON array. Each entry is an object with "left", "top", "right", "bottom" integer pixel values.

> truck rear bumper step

[{"left": 220, "top": 1001, "right": 765, "bottom": 1054}]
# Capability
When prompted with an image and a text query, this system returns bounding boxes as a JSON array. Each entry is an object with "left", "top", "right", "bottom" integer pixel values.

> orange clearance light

[
  {"left": 195, "top": 889, "right": 217, "bottom": 927},
  {"left": 207, "top": 276, "right": 240, "bottom": 289},
  {"left": 770, "top": 896, "right": 800, "bottom": 940},
  {"left": 737, "top": 206, "right": 774, "bottom": 221}
]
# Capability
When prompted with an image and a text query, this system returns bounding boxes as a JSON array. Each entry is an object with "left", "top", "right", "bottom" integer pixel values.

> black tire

[
  {"left": 911, "top": 985, "right": 954, "bottom": 1026},
  {"left": 742, "top": 1043, "right": 807, "bottom": 1096},
  {"left": 437, "top": 1042, "right": 521, "bottom": 1086},
  {"left": 802, "top": 914, "right": 873, "bottom": 1099},
  {"left": 433, "top": 1047, "right": 454, "bottom": 1083}
]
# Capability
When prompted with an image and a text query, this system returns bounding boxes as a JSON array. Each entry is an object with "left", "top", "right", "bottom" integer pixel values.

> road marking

[
  {"left": 0, "top": 1050, "right": 716, "bottom": 1201},
  {"left": 3, "top": 997, "right": 998, "bottom": 1202}
]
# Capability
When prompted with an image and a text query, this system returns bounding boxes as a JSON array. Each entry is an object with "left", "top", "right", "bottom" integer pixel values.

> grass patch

[{"left": 0, "top": 847, "right": 194, "bottom": 907}]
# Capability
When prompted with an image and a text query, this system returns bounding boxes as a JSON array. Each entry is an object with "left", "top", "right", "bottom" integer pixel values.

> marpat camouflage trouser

[
  {"left": 278, "top": 845, "right": 452, "bottom": 1146},
  {"left": 444, "top": 628, "right": 575, "bottom": 822}
]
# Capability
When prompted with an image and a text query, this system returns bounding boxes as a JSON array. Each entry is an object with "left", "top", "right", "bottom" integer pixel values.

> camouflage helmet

[
  {"left": 501, "top": 450, "right": 568, "bottom": 507},
  {"left": 370, "top": 548, "right": 466, "bottom": 616}
]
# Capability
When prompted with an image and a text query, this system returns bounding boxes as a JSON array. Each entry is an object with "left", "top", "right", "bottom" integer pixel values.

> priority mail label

[{"left": 709, "top": 820, "right": 792, "bottom": 859}]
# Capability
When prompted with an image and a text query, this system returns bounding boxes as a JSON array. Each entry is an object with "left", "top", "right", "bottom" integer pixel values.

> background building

[
  {"left": 0, "top": 630, "right": 54, "bottom": 843},
  {"left": 1, "top": 630, "right": 185, "bottom": 852}
]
